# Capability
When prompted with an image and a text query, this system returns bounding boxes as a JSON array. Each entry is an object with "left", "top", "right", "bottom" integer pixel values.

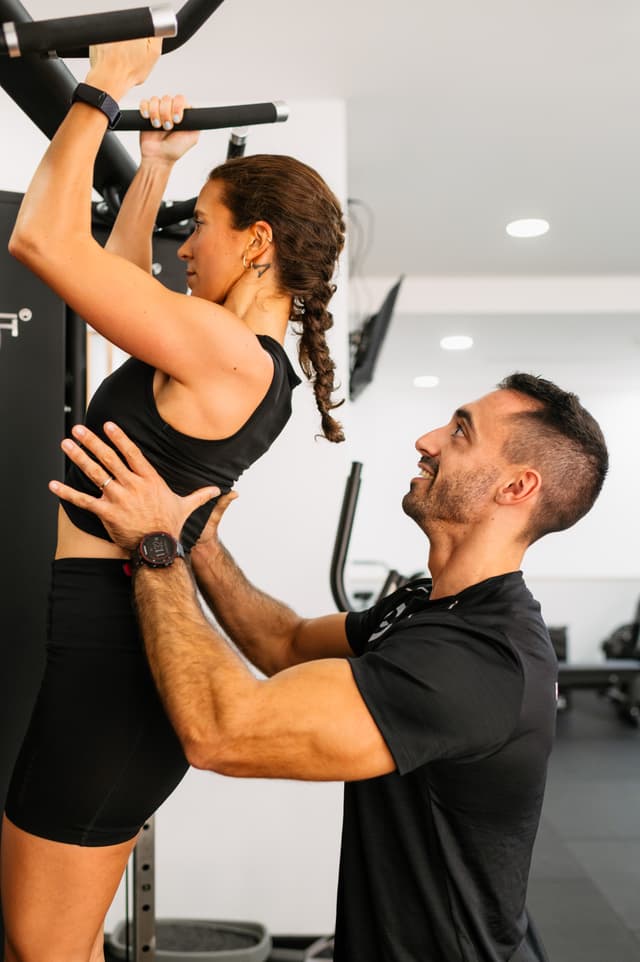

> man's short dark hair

[{"left": 498, "top": 373, "right": 609, "bottom": 544}]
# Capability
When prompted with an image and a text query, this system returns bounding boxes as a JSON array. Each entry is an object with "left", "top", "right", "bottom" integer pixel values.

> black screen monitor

[{"left": 349, "top": 276, "right": 403, "bottom": 400}]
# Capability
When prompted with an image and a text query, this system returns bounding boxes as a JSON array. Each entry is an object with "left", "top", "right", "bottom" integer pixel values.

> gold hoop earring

[{"left": 242, "top": 253, "right": 251, "bottom": 270}]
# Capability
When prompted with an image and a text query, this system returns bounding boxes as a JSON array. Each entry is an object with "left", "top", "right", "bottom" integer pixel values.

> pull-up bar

[
  {"left": 117, "top": 101, "right": 289, "bottom": 131},
  {"left": 60, "top": 0, "right": 227, "bottom": 58},
  {"left": 0, "top": 0, "right": 227, "bottom": 59},
  {"left": 0, "top": 5, "right": 177, "bottom": 58}
]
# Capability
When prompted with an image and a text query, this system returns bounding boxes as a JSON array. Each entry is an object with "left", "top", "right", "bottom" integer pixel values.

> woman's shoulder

[{"left": 256, "top": 334, "right": 302, "bottom": 389}]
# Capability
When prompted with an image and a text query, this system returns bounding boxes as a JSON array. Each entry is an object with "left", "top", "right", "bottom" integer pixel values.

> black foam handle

[
  {"left": 5, "top": 6, "right": 177, "bottom": 59},
  {"left": 116, "top": 102, "right": 288, "bottom": 131},
  {"left": 46, "top": 0, "right": 225, "bottom": 59}
]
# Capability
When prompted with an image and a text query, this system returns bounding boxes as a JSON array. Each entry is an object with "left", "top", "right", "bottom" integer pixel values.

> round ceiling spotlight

[
  {"left": 414, "top": 375, "right": 440, "bottom": 389},
  {"left": 506, "top": 218, "right": 550, "bottom": 238},
  {"left": 440, "top": 335, "right": 473, "bottom": 351}
]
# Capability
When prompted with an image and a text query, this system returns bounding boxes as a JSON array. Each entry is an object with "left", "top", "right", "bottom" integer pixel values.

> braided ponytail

[
  {"left": 295, "top": 285, "right": 345, "bottom": 443},
  {"left": 209, "top": 154, "right": 346, "bottom": 442}
]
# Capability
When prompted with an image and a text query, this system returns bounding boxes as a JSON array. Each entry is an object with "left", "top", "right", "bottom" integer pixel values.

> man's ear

[{"left": 495, "top": 468, "right": 541, "bottom": 506}]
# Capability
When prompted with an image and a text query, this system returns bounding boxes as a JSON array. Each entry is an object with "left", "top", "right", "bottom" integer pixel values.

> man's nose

[{"left": 415, "top": 425, "right": 443, "bottom": 455}]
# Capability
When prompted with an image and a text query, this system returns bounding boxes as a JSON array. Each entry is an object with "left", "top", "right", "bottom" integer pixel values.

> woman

[{"left": 2, "top": 38, "right": 345, "bottom": 962}]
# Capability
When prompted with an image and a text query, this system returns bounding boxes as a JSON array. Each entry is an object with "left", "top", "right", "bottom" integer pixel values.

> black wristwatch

[
  {"left": 71, "top": 82, "right": 121, "bottom": 130},
  {"left": 131, "top": 532, "right": 186, "bottom": 571}
]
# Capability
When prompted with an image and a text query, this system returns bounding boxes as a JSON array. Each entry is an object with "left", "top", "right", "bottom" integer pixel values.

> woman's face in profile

[{"left": 178, "top": 179, "right": 246, "bottom": 304}]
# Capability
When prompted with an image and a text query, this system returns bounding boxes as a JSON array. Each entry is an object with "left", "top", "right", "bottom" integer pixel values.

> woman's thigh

[
  {"left": 2, "top": 814, "right": 137, "bottom": 962},
  {"left": 5, "top": 558, "right": 189, "bottom": 846}
]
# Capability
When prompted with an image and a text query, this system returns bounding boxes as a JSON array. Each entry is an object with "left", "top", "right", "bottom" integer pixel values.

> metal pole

[{"left": 132, "top": 815, "right": 157, "bottom": 962}]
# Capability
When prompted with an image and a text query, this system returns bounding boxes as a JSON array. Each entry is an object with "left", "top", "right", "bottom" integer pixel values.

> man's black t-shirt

[{"left": 335, "top": 571, "right": 557, "bottom": 962}]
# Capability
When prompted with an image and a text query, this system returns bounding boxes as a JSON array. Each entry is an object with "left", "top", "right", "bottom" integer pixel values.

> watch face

[{"left": 140, "top": 532, "right": 177, "bottom": 567}]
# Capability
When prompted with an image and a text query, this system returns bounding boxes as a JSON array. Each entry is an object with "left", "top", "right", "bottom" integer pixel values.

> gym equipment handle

[
  {"left": 44, "top": 0, "right": 226, "bottom": 59},
  {"left": 0, "top": 5, "right": 177, "bottom": 58},
  {"left": 116, "top": 102, "right": 289, "bottom": 131},
  {"left": 330, "top": 462, "right": 363, "bottom": 612}
]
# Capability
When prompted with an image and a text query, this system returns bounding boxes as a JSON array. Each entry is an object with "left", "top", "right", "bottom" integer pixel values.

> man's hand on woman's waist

[{"left": 50, "top": 421, "right": 220, "bottom": 553}]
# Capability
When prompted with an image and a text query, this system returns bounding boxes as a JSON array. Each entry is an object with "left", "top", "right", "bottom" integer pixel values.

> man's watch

[
  {"left": 131, "top": 532, "right": 186, "bottom": 571},
  {"left": 71, "top": 82, "right": 121, "bottom": 130}
]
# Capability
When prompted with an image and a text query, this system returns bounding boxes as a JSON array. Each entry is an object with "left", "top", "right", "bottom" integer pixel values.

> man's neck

[{"left": 427, "top": 527, "right": 525, "bottom": 600}]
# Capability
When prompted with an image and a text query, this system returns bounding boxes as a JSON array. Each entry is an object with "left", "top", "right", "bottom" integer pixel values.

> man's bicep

[
  {"left": 290, "top": 612, "right": 352, "bottom": 664},
  {"left": 215, "top": 656, "right": 396, "bottom": 781}
]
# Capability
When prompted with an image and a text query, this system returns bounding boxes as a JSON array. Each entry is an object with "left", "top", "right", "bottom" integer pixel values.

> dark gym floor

[
  {"left": 527, "top": 690, "right": 640, "bottom": 961},
  {"left": 105, "top": 690, "right": 639, "bottom": 962}
]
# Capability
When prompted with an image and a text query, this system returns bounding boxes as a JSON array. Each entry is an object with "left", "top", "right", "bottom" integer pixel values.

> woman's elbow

[{"left": 8, "top": 226, "right": 42, "bottom": 265}]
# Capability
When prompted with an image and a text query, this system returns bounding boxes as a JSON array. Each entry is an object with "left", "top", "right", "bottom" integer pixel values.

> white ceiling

[{"left": 20, "top": 0, "right": 640, "bottom": 277}]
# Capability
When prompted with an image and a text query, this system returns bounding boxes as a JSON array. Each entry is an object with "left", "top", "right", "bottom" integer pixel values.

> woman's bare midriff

[{"left": 55, "top": 506, "right": 129, "bottom": 561}]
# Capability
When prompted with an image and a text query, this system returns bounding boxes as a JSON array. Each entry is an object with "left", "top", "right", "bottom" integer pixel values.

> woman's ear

[{"left": 248, "top": 220, "right": 273, "bottom": 256}]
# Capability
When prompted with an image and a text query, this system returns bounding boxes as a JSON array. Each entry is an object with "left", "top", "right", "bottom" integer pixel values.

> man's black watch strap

[{"left": 71, "top": 82, "right": 121, "bottom": 130}]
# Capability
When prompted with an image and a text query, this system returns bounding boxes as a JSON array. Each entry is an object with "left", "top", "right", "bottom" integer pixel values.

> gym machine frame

[{"left": 0, "top": 3, "right": 289, "bottom": 959}]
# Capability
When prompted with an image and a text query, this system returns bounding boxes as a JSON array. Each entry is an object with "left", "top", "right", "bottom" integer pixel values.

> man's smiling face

[{"left": 402, "top": 389, "right": 537, "bottom": 532}]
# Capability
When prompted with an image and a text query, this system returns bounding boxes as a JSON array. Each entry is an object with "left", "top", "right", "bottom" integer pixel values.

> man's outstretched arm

[
  {"left": 50, "top": 423, "right": 395, "bottom": 780},
  {"left": 52, "top": 422, "right": 352, "bottom": 676},
  {"left": 134, "top": 558, "right": 395, "bottom": 781}
]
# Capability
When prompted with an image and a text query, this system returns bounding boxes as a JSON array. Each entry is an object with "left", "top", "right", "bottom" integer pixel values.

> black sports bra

[{"left": 61, "top": 334, "right": 301, "bottom": 550}]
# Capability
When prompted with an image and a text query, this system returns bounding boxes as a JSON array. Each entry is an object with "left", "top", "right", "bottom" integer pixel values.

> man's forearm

[
  {"left": 134, "top": 559, "right": 259, "bottom": 766},
  {"left": 190, "top": 538, "right": 303, "bottom": 676}
]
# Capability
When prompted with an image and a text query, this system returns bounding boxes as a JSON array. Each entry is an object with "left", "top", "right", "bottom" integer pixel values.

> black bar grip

[
  {"left": 57, "top": 0, "right": 228, "bottom": 59},
  {"left": 2, "top": 5, "right": 178, "bottom": 58},
  {"left": 117, "top": 102, "right": 289, "bottom": 131}
]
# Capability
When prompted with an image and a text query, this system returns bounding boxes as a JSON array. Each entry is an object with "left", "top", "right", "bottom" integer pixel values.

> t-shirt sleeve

[
  {"left": 346, "top": 605, "right": 386, "bottom": 655},
  {"left": 348, "top": 619, "right": 524, "bottom": 774}
]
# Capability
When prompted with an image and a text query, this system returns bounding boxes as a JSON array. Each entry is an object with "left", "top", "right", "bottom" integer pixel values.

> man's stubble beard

[{"left": 402, "top": 466, "right": 501, "bottom": 529}]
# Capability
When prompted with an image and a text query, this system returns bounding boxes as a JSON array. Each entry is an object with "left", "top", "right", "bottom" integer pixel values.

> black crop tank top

[{"left": 61, "top": 334, "right": 301, "bottom": 550}]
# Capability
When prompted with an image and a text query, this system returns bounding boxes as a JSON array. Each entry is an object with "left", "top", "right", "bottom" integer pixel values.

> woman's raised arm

[
  {"left": 8, "top": 40, "right": 271, "bottom": 386},
  {"left": 105, "top": 94, "right": 199, "bottom": 273}
]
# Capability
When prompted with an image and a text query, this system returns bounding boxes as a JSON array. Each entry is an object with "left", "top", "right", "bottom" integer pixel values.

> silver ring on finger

[{"left": 100, "top": 475, "right": 113, "bottom": 491}]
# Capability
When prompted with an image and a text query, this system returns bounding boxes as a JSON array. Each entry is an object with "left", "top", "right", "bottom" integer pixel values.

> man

[{"left": 52, "top": 372, "right": 608, "bottom": 962}]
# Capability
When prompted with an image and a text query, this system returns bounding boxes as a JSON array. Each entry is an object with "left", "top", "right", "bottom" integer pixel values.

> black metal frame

[{"left": 329, "top": 462, "right": 418, "bottom": 612}]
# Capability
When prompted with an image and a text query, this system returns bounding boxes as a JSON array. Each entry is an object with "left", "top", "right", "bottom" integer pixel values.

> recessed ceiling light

[
  {"left": 440, "top": 335, "right": 473, "bottom": 351},
  {"left": 414, "top": 375, "right": 440, "bottom": 388},
  {"left": 506, "top": 218, "right": 550, "bottom": 238}
]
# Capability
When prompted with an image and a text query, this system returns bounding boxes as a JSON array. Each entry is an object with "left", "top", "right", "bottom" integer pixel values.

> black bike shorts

[{"left": 5, "top": 558, "right": 189, "bottom": 846}]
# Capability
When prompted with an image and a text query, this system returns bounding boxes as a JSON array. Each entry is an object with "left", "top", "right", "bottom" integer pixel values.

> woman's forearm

[
  {"left": 105, "top": 158, "right": 174, "bottom": 272},
  {"left": 10, "top": 65, "right": 131, "bottom": 260}
]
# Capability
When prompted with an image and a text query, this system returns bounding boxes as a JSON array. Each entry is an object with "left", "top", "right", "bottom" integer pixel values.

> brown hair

[
  {"left": 209, "top": 154, "right": 346, "bottom": 442},
  {"left": 498, "top": 372, "right": 608, "bottom": 543}
]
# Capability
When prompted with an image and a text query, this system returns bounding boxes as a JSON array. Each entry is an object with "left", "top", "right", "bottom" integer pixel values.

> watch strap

[{"left": 71, "top": 82, "right": 121, "bottom": 130}]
